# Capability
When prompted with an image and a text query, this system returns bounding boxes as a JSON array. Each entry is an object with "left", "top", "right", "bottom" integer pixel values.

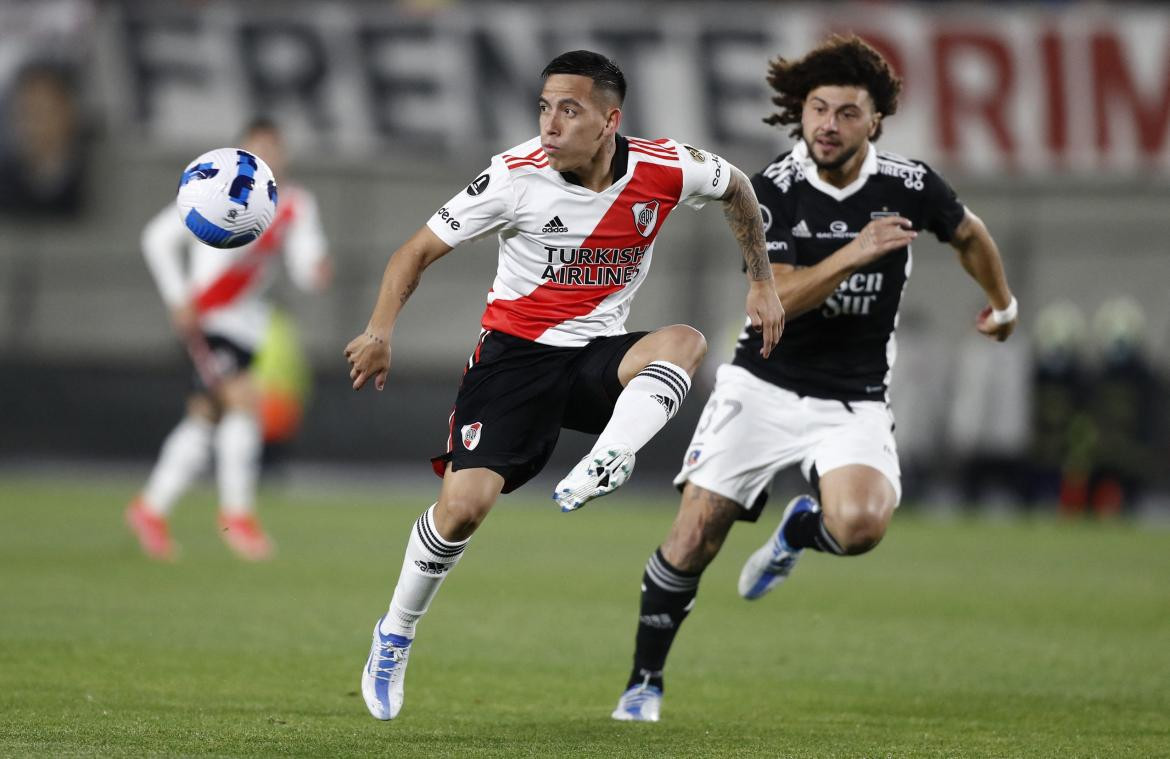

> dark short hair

[
  {"left": 541, "top": 50, "right": 626, "bottom": 104},
  {"left": 764, "top": 35, "right": 901, "bottom": 141},
  {"left": 240, "top": 116, "right": 280, "bottom": 141}
]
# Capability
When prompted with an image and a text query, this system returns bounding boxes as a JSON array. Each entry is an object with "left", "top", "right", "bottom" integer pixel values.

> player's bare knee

[
  {"left": 835, "top": 509, "right": 888, "bottom": 554},
  {"left": 672, "top": 325, "right": 707, "bottom": 372},
  {"left": 217, "top": 374, "right": 259, "bottom": 412},
  {"left": 186, "top": 394, "right": 219, "bottom": 422},
  {"left": 649, "top": 324, "right": 706, "bottom": 374},
  {"left": 434, "top": 496, "right": 489, "bottom": 540}
]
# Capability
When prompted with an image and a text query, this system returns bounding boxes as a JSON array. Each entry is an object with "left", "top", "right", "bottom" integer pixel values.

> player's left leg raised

[{"left": 556, "top": 326, "right": 704, "bottom": 511}]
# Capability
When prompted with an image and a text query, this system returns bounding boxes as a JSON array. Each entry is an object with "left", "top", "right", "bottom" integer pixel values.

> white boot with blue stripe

[
  {"left": 361, "top": 616, "right": 413, "bottom": 720},
  {"left": 611, "top": 673, "right": 663, "bottom": 722},
  {"left": 738, "top": 495, "right": 818, "bottom": 600}
]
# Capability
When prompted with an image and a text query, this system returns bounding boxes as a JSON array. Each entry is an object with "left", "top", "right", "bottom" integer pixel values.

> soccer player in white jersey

[
  {"left": 344, "top": 50, "right": 784, "bottom": 720},
  {"left": 126, "top": 118, "right": 331, "bottom": 561},
  {"left": 610, "top": 36, "right": 1019, "bottom": 721}
]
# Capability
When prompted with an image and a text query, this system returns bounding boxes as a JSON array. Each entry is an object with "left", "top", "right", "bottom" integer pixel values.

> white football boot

[
  {"left": 738, "top": 495, "right": 818, "bottom": 600},
  {"left": 611, "top": 676, "right": 663, "bottom": 722},
  {"left": 553, "top": 445, "right": 635, "bottom": 512},
  {"left": 361, "top": 616, "right": 413, "bottom": 720}
]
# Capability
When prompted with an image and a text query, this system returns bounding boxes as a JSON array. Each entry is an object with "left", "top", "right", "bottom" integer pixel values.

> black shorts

[
  {"left": 431, "top": 329, "right": 647, "bottom": 493},
  {"left": 189, "top": 333, "right": 254, "bottom": 392}
]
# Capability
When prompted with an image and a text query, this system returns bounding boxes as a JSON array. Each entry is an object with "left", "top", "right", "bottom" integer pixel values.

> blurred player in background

[
  {"left": 126, "top": 117, "right": 331, "bottom": 561},
  {"left": 611, "top": 36, "right": 1018, "bottom": 721},
  {"left": 1082, "top": 296, "right": 1160, "bottom": 516},
  {"left": 1028, "top": 301, "right": 1091, "bottom": 510},
  {"left": 344, "top": 50, "right": 783, "bottom": 721},
  {"left": 253, "top": 307, "right": 316, "bottom": 471}
]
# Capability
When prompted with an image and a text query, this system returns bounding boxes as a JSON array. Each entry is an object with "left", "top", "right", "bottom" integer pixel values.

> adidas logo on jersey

[
  {"left": 650, "top": 393, "right": 676, "bottom": 415},
  {"left": 791, "top": 219, "right": 811, "bottom": 237},
  {"left": 542, "top": 215, "right": 568, "bottom": 233}
]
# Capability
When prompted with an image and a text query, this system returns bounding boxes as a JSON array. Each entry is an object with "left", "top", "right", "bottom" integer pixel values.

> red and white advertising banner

[{"left": 94, "top": 2, "right": 1170, "bottom": 178}]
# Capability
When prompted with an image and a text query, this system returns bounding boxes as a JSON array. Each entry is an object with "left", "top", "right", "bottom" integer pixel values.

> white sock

[
  {"left": 142, "top": 416, "right": 213, "bottom": 516},
  {"left": 215, "top": 411, "right": 261, "bottom": 516},
  {"left": 380, "top": 505, "right": 470, "bottom": 638},
  {"left": 592, "top": 360, "right": 691, "bottom": 454}
]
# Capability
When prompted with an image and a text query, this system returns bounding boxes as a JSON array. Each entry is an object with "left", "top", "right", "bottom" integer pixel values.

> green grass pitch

[{"left": 1, "top": 475, "right": 1168, "bottom": 758}]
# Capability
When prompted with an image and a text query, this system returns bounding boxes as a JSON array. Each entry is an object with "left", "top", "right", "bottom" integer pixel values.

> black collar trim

[{"left": 560, "top": 134, "right": 629, "bottom": 188}]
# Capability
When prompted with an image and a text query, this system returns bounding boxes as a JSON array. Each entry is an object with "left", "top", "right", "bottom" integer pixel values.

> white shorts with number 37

[{"left": 673, "top": 364, "right": 902, "bottom": 513}]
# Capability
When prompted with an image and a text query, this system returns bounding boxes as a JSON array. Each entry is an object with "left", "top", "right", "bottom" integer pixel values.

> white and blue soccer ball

[{"left": 175, "top": 147, "right": 278, "bottom": 248}]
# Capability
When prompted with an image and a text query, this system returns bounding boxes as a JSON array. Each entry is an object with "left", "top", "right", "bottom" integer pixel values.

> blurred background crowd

[{"left": 0, "top": 0, "right": 1167, "bottom": 518}]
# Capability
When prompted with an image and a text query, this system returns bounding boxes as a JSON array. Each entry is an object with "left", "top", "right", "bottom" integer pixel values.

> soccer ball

[{"left": 175, "top": 147, "right": 278, "bottom": 249}]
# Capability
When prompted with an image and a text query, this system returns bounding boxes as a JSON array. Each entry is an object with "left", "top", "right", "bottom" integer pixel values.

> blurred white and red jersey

[
  {"left": 426, "top": 135, "right": 731, "bottom": 347},
  {"left": 142, "top": 184, "right": 327, "bottom": 350}
]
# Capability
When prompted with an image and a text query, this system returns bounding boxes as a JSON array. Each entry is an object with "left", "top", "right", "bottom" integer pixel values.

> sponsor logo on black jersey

[
  {"left": 817, "top": 220, "right": 857, "bottom": 240},
  {"left": 683, "top": 144, "right": 706, "bottom": 163},
  {"left": 821, "top": 272, "right": 885, "bottom": 318},
  {"left": 466, "top": 173, "right": 490, "bottom": 196},
  {"left": 877, "top": 160, "right": 926, "bottom": 190},
  {"left": 542, "top": 215, "right": 568, "bottom": 233},
  {"left": 791, "top": 219, "right": 811, "bottom": 238}
]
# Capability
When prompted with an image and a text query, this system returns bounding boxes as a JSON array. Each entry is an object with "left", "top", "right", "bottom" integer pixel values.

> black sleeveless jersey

[{"left": 733, "top": 142, "right": 966, "bottom": 402}]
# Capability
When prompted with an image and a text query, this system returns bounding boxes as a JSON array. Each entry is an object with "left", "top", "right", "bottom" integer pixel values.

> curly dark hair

[{"left": 764, "top": 35, "right": 902, "bottom": 141}]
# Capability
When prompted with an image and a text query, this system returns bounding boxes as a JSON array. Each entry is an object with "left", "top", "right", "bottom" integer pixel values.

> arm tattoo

[
  {"left": 722, "top": 170, "right": 771, "bottom": 281},
  {"left": 399, "top": 272, "right": 420, "bottom": 305}
]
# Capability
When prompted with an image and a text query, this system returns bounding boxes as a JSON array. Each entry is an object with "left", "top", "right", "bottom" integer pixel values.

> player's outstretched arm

[
  {"left": 949, "top": 209, "right": 1017, "bottom": 342},
  {"left": 771, "top": 215, "right": 917, "bottom": 319},
  {"left": 721, "top": 167, "right": 785, "bottom": 357},
  {"left": 141, "top": 207, "right": 196, "bottom": 335},
  {"left": 344, "top": 226, "right": 453, "bottom": 391}
]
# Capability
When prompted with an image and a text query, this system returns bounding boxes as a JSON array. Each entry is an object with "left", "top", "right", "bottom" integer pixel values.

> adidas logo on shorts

[{"left": 542, "top": 215, "right": 568, "bottom": 233}]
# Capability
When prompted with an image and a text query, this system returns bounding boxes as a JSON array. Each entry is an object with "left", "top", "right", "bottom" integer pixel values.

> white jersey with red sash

[
  {"left": 142, "top": 184, "right": 326, "bottom": 349},
  {"left": 426, "top": 135, "right": 731, "bottom": 347}
]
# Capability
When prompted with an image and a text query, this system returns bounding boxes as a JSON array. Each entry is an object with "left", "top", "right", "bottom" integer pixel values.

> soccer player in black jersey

[{"left": 611, "top": 36, "right": 1018, "bottom": 721}]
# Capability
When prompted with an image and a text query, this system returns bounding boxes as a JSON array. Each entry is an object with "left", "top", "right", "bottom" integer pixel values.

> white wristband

[{"left": 990, "top": 296, "right": 1018, "bottom": 325}]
